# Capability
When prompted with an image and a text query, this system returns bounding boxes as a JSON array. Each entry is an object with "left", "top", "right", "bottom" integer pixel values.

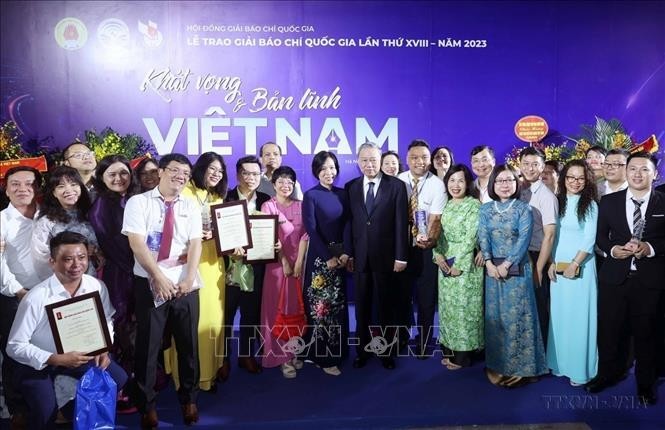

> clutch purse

[
  {"left": 491, "top": 257, "right": 520, "bottom": 277},
  {"left": 555, "top": 262, "right": 580, "bottom": 277}
]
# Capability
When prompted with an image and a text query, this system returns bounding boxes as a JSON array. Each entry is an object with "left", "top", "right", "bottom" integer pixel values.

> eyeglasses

[
  {"left": 66, "top": 151, "right": 94, "bottom": 160},
  {"left": 434, "top": 154, "right": 449, "bottom": 160},
  {"left": 275, "top": 179, "right": 294, "bottom": 187},
  {"left": 603, "top": 163, "right": 626, "bottom": 169},
  {"left": 241, "top": 171, "right": 261, "bottom": 178},
  {"left": 164, "top": 167, "right": 191, "bottom": 178},
  {"left": 565, "top": 176, "right": 586, "bottom": 183},
  {"left": 494, "top": 178, "right": 516, "bottom": 185},
  {"left": 207, "top": 166, "right": 224, "bottom": 176}
]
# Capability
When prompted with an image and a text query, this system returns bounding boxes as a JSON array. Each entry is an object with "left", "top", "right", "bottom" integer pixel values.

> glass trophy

[
  {"left": 414, "top": 209, "right": 428, "bottom": 241},
  {"left": 627, "top": 218, "right": 645, "bottom": 252}
]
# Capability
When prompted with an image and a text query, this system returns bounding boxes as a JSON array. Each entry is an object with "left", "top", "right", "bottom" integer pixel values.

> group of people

[{"left": 0, "top": 139, "right": 664, "bottom": 429}]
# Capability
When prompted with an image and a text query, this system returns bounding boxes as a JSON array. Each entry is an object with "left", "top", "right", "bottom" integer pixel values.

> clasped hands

[
  {"left": 612, "top": 240, "right": 651, "bottom": 260},
  {"left": 152, "top": 273, "right": 195, "bottom": 301},
  {"left": 485, "top": 260, "right": 511, "bottom": 281}
]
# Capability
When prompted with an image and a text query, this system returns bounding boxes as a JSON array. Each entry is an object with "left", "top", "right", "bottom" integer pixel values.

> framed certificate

[
  {"left": 244, "top": 215, "right": 279, "bottom": 263},
  {"left": 210, "top": 200, "right": 252, "bottom": 256},
  {"left": 45, "top": 291, "right": 112, "bottom": 356}
]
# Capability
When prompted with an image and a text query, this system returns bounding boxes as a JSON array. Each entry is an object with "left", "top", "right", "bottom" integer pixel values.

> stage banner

[{"left": 1, "top": 1, "right": 663, "bottom": 187}]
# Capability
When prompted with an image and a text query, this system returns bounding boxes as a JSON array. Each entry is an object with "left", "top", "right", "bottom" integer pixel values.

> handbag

[
  {"left": 272, "top": 277, "right": 307, "bottom": 341},
  {"left": 555, "top": 262, "right": 580, "bottom": 277},
  {"left": 74, "top": 367, "right": 116, "bottom": 430},
  {"left": 491, "top": 257, "right": 521, "bottom": 277}
]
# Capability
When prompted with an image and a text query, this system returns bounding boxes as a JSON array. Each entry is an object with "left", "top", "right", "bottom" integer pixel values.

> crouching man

[{"left": 7, "top": 231, "right": 127, "bottom": 429}]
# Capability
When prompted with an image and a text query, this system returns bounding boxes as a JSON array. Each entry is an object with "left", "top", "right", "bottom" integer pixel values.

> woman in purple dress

[
  {"left": 88, "top": 155, "right": 139, "bottom": 376},
  {"left": 302, "top": 151, "right": 350, "bottom": 376},
  {"left": 259, "top": 166, "right": 309, "bottom": 378}
]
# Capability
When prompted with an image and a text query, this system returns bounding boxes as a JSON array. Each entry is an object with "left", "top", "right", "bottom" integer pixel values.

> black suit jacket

[
  {"left": 345, "top": 174, "right": 408, "bottom": 273},
  {"left": 225, "top": 187, "right": 271, "bottom": 210},
  {"left": 596, "top": 189, "right": 665, "bottom": 287}
]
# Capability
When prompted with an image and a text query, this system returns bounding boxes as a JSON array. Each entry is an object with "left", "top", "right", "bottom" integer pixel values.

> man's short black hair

[
  {"left": 519, "top": 146, "right": 545, "bottom": 161},
  {"left": 236, "top": 155, "right": 261, "bottom": 175},
  {"left": 627, "top": 151, "right": 659, "bottom": 169},
  {"left": 470, "top": 145, "right": 495, "bottom": 158},
  {"left": 49, "top": 231, "right": 89, "bottom": 259},
  {"left": 159, "top": 153, "right": 192, "bottom": 169},
  {"left": 407, "top": 139, "right": 430, "bottom": 151}
]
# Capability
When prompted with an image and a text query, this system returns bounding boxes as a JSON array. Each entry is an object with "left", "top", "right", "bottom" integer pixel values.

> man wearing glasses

[
  {"left": 63, "top": 142, "right": 98, "bottom": 202},
  {"left": 122, "top": 153, "right": 203, "bottom": 426},
  {"left": 598, "top": 149, "right": 629, "bottom": 197},
  {"left": 220, "top": 156, "right": 271, "bottom": 377}
]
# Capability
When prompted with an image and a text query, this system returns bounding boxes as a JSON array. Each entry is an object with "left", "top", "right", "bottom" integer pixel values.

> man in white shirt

[
  {"left": 519, "top": 147, "right": 558, "bottom": 345},
  {"left": 7, "top": 231, "right": 126, "bottom": 429},
  {"left": 123, "top": 153, "right": 203, "bottom": 427},
  {"left": 598, "top": 148, "right": 629, "bottom": 197},
  {"left": 471, "top": 145, "right": 496, "bottom": 204},
  {"left": 0, "top": 166, "right": 42, "bottom": 426},
  {"left": 256, "top": 141, "right": 303, "bottom": 200},
  {"left": 397, "top": 140, "right": 446, "bottom": 358}
]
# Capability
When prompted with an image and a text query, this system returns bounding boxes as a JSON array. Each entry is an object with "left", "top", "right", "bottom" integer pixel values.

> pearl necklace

[{"left": 494, "top": 199, "right": 516, "bottom": 214}]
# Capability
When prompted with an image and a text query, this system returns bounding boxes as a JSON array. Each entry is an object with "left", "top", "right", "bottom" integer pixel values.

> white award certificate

[
  {"left": 244, "top": 215, "right": 278, "bottom": 264},
  {"left": 210, "top": 200, "right": 252, "bottom": 256},
  {"left": 45, "top": 291, "right": 112, "bottom": 356}
]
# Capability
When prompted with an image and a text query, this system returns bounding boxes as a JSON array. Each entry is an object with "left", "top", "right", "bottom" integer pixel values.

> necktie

[
  {"left": 365, "top": 182, "right": 375, "bottom": 214},
  {"left": 409, "top": 177, "right": 419, "bottom": 237},
  {"left": 631, "top": 198, "right": 644, "bottom": 238},
  {"left": 157, "top": 201, "right": 175, "bottom": 261}
]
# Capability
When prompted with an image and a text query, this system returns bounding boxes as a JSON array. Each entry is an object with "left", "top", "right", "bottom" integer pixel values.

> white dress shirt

[
  {"left": 7, "top": 274, "right": 115, "bottom": 370},
  {"left": 474, "top": 178, "right": 492, "bottom": 203},
  {"left": 363, "top": 173, "right": 383, "bottom": 202},
  {"left": 1, "top": 204, "right": 41, "bottom": 295},
  {"left": 599, "top": 180, "right": 628, "bottom": 196},
  {"left": 122, "top": 187, "right": 203, "bottom": 278},
  {"left": 397, "top": 171, "right": 447, "bottom": 215}
]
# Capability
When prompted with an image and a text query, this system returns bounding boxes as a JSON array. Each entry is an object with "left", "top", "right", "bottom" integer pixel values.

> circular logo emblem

[
  {"left": 54, "top": 17, "right": 88, "bottom": 50},
  {"left": 97, "top": 18, "right": 130, "bottom": 49}
]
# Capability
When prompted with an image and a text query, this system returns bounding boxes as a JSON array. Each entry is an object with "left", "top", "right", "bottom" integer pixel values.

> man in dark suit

[
  {"left": 345, "top": 142, "right": 409, "bottom": 370},
  {"left": 587, "top": 152, "right": 665, "bottom": 406},
  {"left": 219, "top": 155, "right": 271, "bottom": 379}
]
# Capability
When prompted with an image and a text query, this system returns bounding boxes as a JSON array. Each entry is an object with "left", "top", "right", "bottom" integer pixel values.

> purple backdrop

[{"left": 1, "top": 1, "right": 664, "bottom": 188}]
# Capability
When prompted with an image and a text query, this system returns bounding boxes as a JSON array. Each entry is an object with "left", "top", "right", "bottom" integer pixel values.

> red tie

[{"left": 157, "top": 201, "right": 175, "bottom": 261}]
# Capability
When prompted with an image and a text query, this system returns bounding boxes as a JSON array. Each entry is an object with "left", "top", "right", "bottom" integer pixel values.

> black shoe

[
  {"left": 638, "top": 386, "right": 658, "bottom": 406},
  {"left": 585, "top": 375, "right": 621, "bottom": 393},
  {"left": 352, "top": 355, "right": 369, "bottom": 368},
  {"left": 381, "top": 357, "right": 396, "bottom": 370}
]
